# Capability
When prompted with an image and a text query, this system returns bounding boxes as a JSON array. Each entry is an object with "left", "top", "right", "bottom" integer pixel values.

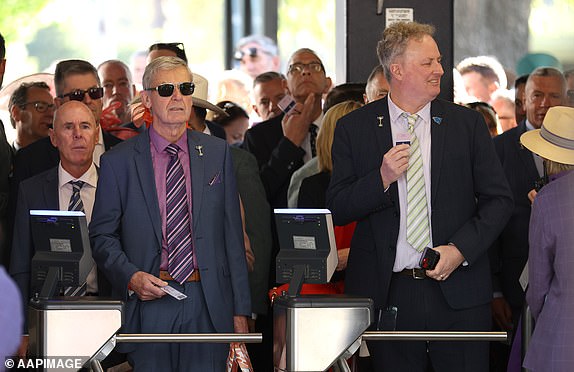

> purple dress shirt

[{"left": 149, "top": 127, "right": 195, "bottom": 271}]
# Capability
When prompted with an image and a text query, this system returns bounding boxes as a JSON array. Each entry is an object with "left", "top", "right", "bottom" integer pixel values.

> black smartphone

[{"left": 419, "top": 247, "right": 440, "bottom": 270}]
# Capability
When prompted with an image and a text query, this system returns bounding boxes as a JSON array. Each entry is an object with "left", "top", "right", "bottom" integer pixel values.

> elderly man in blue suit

[{"left": 89, "top": 56, "right": 251, "bottom": 371}]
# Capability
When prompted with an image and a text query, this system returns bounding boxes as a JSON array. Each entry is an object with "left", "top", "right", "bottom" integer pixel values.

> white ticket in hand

[
  {"left": 161, "top": 285, "right": 188, "bottom": 300},
  {"left": 277, "top": 95, "right": 297, "bottom": 115}
]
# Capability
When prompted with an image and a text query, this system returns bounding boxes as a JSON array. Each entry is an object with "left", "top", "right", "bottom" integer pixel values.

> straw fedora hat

[
  {"left": 520, "top": 106, "right": 574, "bottom": 165},
  {"left": 191, "top": 73, "right": 227, "bottom": 116}
]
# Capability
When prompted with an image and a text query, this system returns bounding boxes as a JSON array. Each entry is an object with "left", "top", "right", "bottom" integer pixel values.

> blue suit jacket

[
  {"left": 327, "top": 97, "right": 513, "bottom": 311},
  {"left": 89, "top": 129, "right": 251, "bottom": 348}
]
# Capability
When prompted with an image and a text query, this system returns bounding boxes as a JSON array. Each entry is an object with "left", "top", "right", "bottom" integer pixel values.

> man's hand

[
  {"left": 426, "top": 244, "right": 465, "bottom": 281},
  {"left": 380, "top": 144, "right": 410, "bottom": 189},
  {"left": 528, "top": 188, "right": 537, "bottom": 204},
  {"left": 281, "top": 94, "right": 316, "bottom": 146},
  {"left": 16, "top": 335, "right": 29, "bottom": 359},
  {"left": 233, "top": 315, "right": 249, "bottom": 334},
  {"left": 336, "top": 248, "right": 350, "bottom": 271},
  {"left": 491, "top": 297, "right": 513, "bottom": 331},
  {"left": 129, "top": 271, "right": 168, "bottom": 301}
]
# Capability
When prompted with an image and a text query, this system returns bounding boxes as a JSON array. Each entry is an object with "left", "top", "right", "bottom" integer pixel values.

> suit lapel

[
  {"left": 187, "top": 130, "right": 204, "bottom": 231},
  {"left": 134, "top": 131, "right": 162, "bottom": 246},
  {"left": 430, "top": 100, "right": 447, "bottom": 204},
  {"left": 374, "top": 98, "right": 400, "bottom": 205},
  {"left": 43, "top": 168, "right": 60, "bottom": 209},
  {"left": 515, "top": 122, "right": 540, "bottom": 179}
]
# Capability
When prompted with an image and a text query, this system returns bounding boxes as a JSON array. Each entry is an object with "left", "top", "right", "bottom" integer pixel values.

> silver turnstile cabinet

[
  {"left": 29, "top": 297, "right": 123, "bottom": 370},
  {"left": 273, "top": 295, "right": 373, "bottom": 372}
]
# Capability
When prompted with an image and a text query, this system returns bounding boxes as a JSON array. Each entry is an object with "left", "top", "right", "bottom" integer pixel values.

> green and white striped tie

[{"left": 404, "top": 113, "right": 431, "bottom": 252}]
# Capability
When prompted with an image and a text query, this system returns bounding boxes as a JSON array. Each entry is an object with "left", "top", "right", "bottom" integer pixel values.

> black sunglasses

[
  {"left": 144, "top": 82, "right": 195, "bottom": 97},
  {"left": 58, "top": 87, "right": 104, "bottom": 101},
  {"left": 234, "top": 47, "right": 270, "bottom": 61}
]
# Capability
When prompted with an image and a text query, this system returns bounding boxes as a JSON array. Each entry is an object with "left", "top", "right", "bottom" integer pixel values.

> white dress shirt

[
  {"left": 387, "top": 95, "right": 434, "bottom": 271},
  {"left": 58, "top": 162, "right": 99, "bottom": 293}
]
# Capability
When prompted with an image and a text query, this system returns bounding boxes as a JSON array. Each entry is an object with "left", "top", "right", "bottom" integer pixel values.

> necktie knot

[
  {"left": 70, "top": 180, "right": 85, "bottom": 191},
  {"left": 403, "top": 113, "right": 418, "bottom": 133},
  {"left": 165, "top": 144, "right": 180, "bottom": 157}
]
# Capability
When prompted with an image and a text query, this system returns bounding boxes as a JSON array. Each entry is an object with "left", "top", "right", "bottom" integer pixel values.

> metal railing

[
  {"left": 114, "top": 333, "right": 262, "bottom": 343},
  {"left": 361, "top": 331, "right": 508, "bottom": 342}
]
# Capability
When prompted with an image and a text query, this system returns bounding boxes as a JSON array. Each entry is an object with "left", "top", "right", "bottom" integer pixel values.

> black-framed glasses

[
  {"left": 288, "top": 62, "right": 324, "bottom": 75},
  {"left": 58, "top": 87, "right": 104, "bottom": 101},
  {"left": 234, "top": 47, "right": 271, "bottom": 61},
  {"left": 144, "top": 82, "right": 195, "bottom": 97},
  {"left": 23, "top": 101, "right": 56, "bottom": 113}
]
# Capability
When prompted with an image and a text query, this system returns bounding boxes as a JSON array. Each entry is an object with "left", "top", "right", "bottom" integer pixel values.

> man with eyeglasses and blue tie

[
  {"left": 90, "top": 56, "right": 251, "bottom": 371},
  {"left": 8, "top": 81, "right": 55, "bottom": 151}
]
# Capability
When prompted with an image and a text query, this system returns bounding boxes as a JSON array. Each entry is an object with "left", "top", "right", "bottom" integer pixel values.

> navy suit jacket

[
  {"left": 327, "top": 97, "right": 513, "bottom": 311},
  {"left": 9, "top": 167, "right": 111, "bottom": 330},
  {"left": 490, "top": 122, "right": 540, "bottom": 310},
  {"left": 89, "top": 129, "right": 251, "bottom": 350}
]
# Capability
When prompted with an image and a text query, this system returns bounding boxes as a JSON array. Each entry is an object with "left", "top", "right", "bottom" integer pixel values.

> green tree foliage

[{"left": 0, "top": 0, "right": 50, "bottom": 41}]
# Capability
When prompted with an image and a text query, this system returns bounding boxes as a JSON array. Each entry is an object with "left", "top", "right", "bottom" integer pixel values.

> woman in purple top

[{"left": 520, "top": 106, "right": 574, "bottom": 372}]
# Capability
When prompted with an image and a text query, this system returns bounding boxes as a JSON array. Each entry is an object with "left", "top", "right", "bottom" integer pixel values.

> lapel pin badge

[
  {"left": 432, "top": 116, "right": 443, "bottom": 125},
  {"left": 377, "top": 116, "right": 384, "bottom": 127},
  {"left": 195, "top": 145, "right": 204, "bottom": 157}
]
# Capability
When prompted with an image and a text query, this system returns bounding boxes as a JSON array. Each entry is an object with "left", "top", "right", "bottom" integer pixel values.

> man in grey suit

[
  {"left": 89, "top": 56, "right": 250, "bottom": 371},
  {"left": 327, "top": 22, "right": 513, "bottom": 371}
]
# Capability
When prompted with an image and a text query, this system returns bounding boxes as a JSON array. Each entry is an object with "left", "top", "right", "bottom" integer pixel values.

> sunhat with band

[{"left": 520, "top": 106, "right": 574, "bottom": 165}]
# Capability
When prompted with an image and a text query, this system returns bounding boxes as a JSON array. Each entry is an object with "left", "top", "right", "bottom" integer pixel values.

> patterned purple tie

[{"left": 165, "top": 144, "right": 194, "bottom": 284}]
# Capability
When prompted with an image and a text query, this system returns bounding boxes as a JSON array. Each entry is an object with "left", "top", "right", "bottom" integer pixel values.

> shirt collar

[
  {"left": 525, "top": 119, "right": 536, "bottom": 132},
  {"left": 58, "top": 162, "right": 98, "bottom": 189},
  {"left": 387, "top": 95, "right": 431, "bottom": 127},
  {"left": 149, "top": 125, "right": 189, "bottom": 155}
]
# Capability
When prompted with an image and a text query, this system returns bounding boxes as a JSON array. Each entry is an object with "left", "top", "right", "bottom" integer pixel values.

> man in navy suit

[
  {"left": 243, "top": 48, "right": 331, "bottom": 207},
  {"left": 89, "top": 56, "right": 250, "bottom": 371},
  {"left": 10, "top": 100, "right": 101, "bottom": 359},
  {"left": 489, "top": 67, "right": 565, "bottom": 368},
  {"left": 327, "top": 22, "right": 513, "bottom": 371}
]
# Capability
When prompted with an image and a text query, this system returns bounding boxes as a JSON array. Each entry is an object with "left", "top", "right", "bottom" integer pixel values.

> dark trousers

[
  {"left": 127, "top": 281, "right": 228, "bottom": 372},
  {"left": 369, "top": 274, "right": 490, "bottom": 372}
]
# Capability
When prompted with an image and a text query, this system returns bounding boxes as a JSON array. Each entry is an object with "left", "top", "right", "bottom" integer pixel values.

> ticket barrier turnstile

[{"left": 273, "top": 295, "right": 374, "bottom": 372}]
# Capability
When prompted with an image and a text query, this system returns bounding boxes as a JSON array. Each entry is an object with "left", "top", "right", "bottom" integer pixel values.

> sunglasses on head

[
  {"left": 144, "top": 82, "right": 195, "bottom": 97},
  {"left": 58, "top": 87, "right": 104, "bottom": 101}
]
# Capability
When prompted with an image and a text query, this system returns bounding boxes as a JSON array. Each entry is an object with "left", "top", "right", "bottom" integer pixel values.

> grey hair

[{"left": 142, "top": 56, "right": 191, "bottom": 90}]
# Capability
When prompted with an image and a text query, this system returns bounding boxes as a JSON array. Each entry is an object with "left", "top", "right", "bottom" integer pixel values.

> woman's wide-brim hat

[{"left": 520, "top": 106, "right": 574, "bottom": 165}]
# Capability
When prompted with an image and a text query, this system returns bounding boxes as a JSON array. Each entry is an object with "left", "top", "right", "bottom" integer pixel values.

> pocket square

[{"left": 209, "top": 172, "right": 222, "bottom": 185}]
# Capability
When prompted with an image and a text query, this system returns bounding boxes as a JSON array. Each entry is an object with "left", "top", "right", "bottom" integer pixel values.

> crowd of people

[{"left": 1, "top": 20, "right": 574, "bottom": 372}]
